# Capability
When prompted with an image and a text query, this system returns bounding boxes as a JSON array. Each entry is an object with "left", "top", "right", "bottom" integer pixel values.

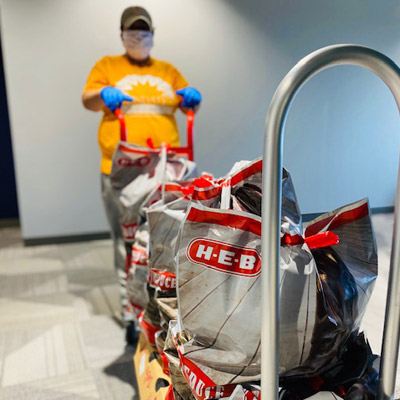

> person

[{"left": 82, "top": 6, "right": 202, "bottom": 328}]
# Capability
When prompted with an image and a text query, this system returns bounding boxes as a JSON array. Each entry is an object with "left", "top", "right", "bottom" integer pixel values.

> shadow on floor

[{"left": 103, "top": 343, "right": 139, "bottom": 400}]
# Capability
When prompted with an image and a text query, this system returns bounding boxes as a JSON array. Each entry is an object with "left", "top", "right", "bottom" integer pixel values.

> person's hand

[
  {"left": 100, "top": 86, "right": 133, "bottom": 112},
  {"left": 176, "top": 87, "right": 202, "bottom": 108}
]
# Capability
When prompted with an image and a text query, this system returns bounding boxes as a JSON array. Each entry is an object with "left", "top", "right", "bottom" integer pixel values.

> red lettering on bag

[
  {"left": 179, "top": 354, "right": 239, "bottom": 400},
  {"left": 121, "top": 223, "right": 138, "bottom": 241},
  {"left": 149, "top": 269, "right": 176, "bottom": 290},
  {"left": 117, "top": 156, "right": 151, "bottom": 168},
  {"left": 180, "top": 354, "right": 214, "bottom": 400},
  {"left": 131, "top": 246, "right": 147, "bottom": 266},
  {"left": 186, "top": 238, "right": 261, "bottom": 277}
]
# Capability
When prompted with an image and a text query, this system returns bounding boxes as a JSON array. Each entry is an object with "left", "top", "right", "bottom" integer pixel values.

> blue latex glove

[
  {"left": 176, "top": 87, "right": 202, "bottom": 108},
  {"left": 100, "top": 86, "right": 133, "bottom": 112}
]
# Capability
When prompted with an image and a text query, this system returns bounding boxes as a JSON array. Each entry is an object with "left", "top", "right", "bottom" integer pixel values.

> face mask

[{"left": 122, "top": 30, "right": 153, "bottom": 61}]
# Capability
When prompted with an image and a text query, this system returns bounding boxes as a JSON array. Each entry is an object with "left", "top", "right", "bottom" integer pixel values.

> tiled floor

[
  {"left": 0, "top": 213, "right": 399, "bottom": 399},
  {"left": 0, "top": 230, "right": 137, "bottom": 400}
]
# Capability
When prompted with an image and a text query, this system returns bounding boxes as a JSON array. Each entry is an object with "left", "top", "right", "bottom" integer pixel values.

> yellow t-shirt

[{"left": 83, "top": 55, "right": 189, "bottom": 174}]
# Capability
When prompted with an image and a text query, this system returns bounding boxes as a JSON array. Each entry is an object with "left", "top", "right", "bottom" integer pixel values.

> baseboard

[
  {"left": 302, "top": 206, "right": 394, "bottom": 223},
  {"left": 22, "top": 206, "right": 396, "bottom": 246},
  {"left": 0, "top": 218, "right": 20, "bottom": 228},
  {"left": 24, "top": 231, "right": 111, "bottom": 246},
  {"left": 371, "top": 206, "right": 395, "bottom": 214}
]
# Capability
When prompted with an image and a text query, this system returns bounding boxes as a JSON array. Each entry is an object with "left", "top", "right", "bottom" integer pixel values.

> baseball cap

[{"left": 121, "top": 6, "right": 153, "bottom": 31}]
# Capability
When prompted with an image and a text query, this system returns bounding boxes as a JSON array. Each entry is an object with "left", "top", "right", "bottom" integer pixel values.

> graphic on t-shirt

[{"left": 115, "top": 74, "right": 176, "bottom": 105}]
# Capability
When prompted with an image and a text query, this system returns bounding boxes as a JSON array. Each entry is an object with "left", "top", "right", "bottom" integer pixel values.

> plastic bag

[
  {"left": 282, "top": 199, "right": 377, "bottom": 378},
  {"left": 279, "top": 333, "right": 379, "bottom": 399},
  {"left": 140, "top": 182, "right": 196, "bottom": 341},
  {"left": 111, "top": 142, "right": 196, "bottom": 243},
  {"left": 126, "top": 223, "right": 150, "bottom": 318},
  {"left": 147, "top": 193, "right": 193, "bottom": 294},
  {"left": 111, "top": 142, "right": 196, "bottom": 322},
  {"left": 174, "top": 158, "right": 377, "bottom": 398}
]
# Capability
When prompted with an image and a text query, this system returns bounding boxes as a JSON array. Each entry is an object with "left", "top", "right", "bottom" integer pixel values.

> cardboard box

[{"left": 134, "top": 333, "right": 171, "bottom": 400}]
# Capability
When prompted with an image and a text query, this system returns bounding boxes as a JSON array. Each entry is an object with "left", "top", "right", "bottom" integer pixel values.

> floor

[
  {"left": 0, "top": 227, "right": 137, "bottom": 400},
  {"left": 0, "top": 213, "right": 399, "bottom": 399}
]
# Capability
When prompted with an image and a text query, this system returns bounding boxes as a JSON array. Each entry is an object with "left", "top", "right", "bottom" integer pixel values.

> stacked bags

[
  {"left": 172, "top": 158, "right": 378, "bottom": 400},
  {"left": 110, "top": 140, "right": 196, "bottom": 323},
  {"left": 114, "top": 150, "right": 379, "bottom": 400}
]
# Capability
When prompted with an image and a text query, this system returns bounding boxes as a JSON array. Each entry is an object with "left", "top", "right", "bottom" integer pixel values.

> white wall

[
  {"left": 2, "top": 0, "right": 400, "bottom": 239},
  {"left": 263, "top": 0, "right": 400, "bottom": 214}
]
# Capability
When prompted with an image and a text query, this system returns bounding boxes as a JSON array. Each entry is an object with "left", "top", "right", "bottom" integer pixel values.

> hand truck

[{"left": 261, "top": 44, "right": 400, "bottom": 400}]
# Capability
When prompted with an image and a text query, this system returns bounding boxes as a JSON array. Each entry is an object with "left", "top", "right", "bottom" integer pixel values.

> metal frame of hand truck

[{"left": 261, "top": 44, "right": 400, "bottom": 400}]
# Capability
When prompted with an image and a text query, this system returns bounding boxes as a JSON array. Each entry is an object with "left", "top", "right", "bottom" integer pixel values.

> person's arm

[
  {"left": 82, "top": 87, "right": 133, "bottom": 112},
  {"left": 82, "top": 89, "right": 104, "bottom": 112},
  {"left": 83, "top": 58, "right": 131, "bottom": 113}
]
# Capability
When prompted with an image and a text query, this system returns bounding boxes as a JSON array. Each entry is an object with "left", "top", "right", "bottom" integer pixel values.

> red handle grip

[
  {"left": 114, "top": 108, "right": 127, "bottom": 142},
  {"left": 186, "top": 109, "right": 195, "bottom": 161}
]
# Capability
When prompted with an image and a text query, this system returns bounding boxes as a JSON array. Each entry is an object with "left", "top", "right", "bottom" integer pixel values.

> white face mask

[{"left": 122, "top": 30, "right": 153, "bottom": 61}]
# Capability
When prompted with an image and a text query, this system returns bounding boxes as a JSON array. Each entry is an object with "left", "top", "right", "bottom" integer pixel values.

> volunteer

[{"left": 82, "top": 6, "right": 202, "bottom": 324}]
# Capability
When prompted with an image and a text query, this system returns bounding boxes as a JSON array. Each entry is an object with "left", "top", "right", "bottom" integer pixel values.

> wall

[
  {"left": 262, "top": 0, "right": 400, "bottom": 214},
  {"left": 219, "top": 0, "right": 400, "bottom": 214},
  {"left": 1, "top": 0, "right": 400, "bottom": 239}
]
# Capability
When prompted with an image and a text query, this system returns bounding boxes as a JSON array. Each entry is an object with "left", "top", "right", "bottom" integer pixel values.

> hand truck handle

[
  {"left": 114, "top": 108, "right": 195, "bottom": 160},
  {"left": 114, "top": 108, "right": 127, "bottom": 142},
  {"left": 261, "top": 44, "right": 400, "bottom": 400},
  {"left": 186, "top": 109, "right": 195, "bottom": 161}
]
